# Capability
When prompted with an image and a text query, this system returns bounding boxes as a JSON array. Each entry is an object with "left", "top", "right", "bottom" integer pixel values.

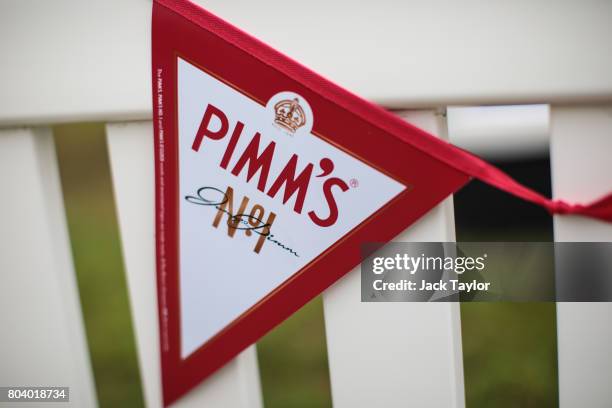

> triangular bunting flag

[
  {"left": 152, "top": 0, "right": 612, "bottom": 404},
  {"left": 153, "top": 0, "right": 467, "bottom": 403}
]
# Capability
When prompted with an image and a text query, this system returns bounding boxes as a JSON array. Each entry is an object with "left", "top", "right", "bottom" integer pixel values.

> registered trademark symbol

[{"left": 349, "top": 178, "right": 359, "bottom": 188}]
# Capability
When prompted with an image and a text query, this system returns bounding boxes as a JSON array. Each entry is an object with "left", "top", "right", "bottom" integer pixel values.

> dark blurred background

[{"left": 54, "top": 123, "right": 557, "bottom": 408}]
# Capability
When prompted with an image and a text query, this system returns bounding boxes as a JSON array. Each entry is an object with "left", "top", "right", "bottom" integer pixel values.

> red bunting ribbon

[
  {"left": 159, "top": 0, "right": 612, "bottom": 224},
  {"left": 393, "top": 128, "right": 612, "bottom": 222}
]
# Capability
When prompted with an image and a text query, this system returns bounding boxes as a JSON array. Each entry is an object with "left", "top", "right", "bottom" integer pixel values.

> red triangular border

[{"left": 153, "top": 0, "right": 470, "bottom": 405}]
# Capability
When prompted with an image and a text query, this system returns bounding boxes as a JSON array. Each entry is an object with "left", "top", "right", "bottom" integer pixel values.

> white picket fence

[{"left": 1, "top": 1, "right": 611, "bottom": 407}]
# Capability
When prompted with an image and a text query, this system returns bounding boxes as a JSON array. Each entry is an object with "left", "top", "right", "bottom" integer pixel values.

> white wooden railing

[{"left": 1, "top": 1, "right": 611, "bottom": 407}]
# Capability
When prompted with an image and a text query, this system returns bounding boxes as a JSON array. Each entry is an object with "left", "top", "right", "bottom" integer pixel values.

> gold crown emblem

[{"left": 274, "top": 98, "right": 306, "bottom": 133}]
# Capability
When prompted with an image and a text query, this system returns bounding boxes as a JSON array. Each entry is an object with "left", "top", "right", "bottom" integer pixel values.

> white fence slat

[
  {"left": 0, "top": 1, "right": 151, "bottom": 127},
  {"left": 323, "top": 110, "right": 465, "bottom": 408},
  {"left": 0, "top": 127, "right": 97, "bottom": 407},
  {"left": 447, "top": 105, "right": 549, "bottom": 160},
  {"left": 2, "top": 1, "right": 612, "bottom": 127},
  {"left": 105, "top": 121, "right": 263, "bottom": 408},
  {"left": 550, "top": 105, "right": 612, "bottom": 408}
]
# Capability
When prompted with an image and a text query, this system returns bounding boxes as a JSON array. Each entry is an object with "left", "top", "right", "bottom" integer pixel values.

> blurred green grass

[
  {"left": 458, "top": 228, "right": 558, "bottom": 408},
  {"left": 54, "top": 123, "right": 145, "bottom": 408},
  {"left": 54, "top": 123, "right": 558, "bottom": 408},
  {"left": 257, "top": 297, "right": 332, "bottom": 408},
  {"left": 461, "top": 303, "right": 558, "bottom": 408}
]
